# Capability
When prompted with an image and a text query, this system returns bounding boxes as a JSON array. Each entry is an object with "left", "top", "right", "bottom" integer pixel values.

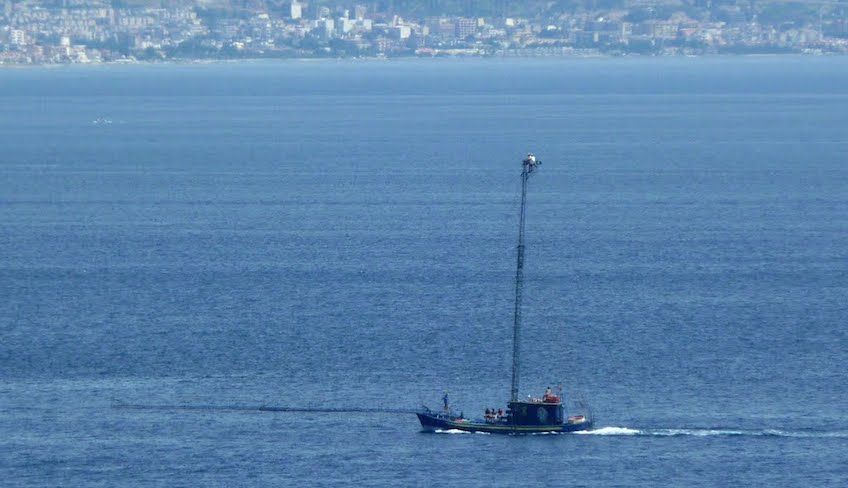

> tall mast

[{"left": 511, "top": 154, "right": 541, "bottom": 403}]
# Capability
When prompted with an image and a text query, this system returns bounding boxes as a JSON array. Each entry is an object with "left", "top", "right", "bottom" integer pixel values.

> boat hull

[{"left": 417, "top": 412, "right": 593, "bottom": 434}]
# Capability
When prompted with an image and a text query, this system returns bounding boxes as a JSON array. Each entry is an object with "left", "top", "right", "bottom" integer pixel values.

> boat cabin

[{"left": 507, "top": 400, "right": 564, "bottom": 426}]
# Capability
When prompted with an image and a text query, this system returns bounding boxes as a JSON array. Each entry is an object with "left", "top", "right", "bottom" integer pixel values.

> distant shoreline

[{"left": 1, "top": 51, "right": 843, "bottom": 69}]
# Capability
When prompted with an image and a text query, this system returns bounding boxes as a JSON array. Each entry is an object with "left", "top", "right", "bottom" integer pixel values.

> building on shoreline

[{"left": 2, "top": 1, "right": 847, "bottom": 65}]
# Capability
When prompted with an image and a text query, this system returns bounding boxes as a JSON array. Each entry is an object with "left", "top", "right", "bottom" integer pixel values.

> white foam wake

[
  {"left": 574, "top": 426, "right": 641, "bottom": 436},
  {"left": 433, "top": 429, "right": 470, "bottom": 434},
  {"left": 576, "top": 427, "right": 848, "bottom": 438},
  {"left": 431, "top": 426, "right": 848, "bottom": 438},
  {"left": 650, "top": 428, "right": 746, "bottom": 437}
]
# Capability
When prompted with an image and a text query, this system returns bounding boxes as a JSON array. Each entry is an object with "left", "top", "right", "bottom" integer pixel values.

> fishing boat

[{"left": 417, "top": 154, "right": 594, "bottom": 434}]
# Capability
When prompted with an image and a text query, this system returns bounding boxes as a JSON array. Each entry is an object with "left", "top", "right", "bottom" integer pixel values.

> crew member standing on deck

[{"left": 443, "top": 392, "right": 450, "bottom": 414}]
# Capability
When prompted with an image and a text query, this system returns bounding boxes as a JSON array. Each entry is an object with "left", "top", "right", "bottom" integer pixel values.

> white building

[
  {"left": 10, "top": 29, "right": 26, "bottom": 46},
  {"left": 315, "top": 18, "right": 334, "bottom": 38},
  {"left": 354, "top": 5, "right": 366, "bottom": 21},
  {"left": 337, "top": 18, "right": 355, "bottom": 34},
  {"left": 290, "top": 1, "right": 302, "bottom": 20}
]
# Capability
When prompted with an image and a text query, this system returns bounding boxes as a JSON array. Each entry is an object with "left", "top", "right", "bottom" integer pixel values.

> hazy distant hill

[
  {"left": 17, "top": 0, "right": 834, "bottom": 29},
  {"left": 38, "top": 0, "right": 658, "bottom": 16},
  {"left": 24, "top": 0, "right": 827, "bottom": 17}
]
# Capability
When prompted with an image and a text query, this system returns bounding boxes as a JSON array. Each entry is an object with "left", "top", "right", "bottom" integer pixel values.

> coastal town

[{"left": 2, "top": 0, "right": 848, "bottom": 64}]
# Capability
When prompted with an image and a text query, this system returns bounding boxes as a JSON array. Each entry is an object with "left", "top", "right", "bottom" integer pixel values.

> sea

[{"left": 1, "top": 57, "right": 847, "bottom": 486}]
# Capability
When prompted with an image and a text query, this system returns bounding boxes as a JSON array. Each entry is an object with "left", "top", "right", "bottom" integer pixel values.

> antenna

[{"left": 510, "top": 153, "right": 541, "bottom": 403}]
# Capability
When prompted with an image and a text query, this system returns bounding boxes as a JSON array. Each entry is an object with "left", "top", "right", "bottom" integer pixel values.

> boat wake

[
  {"left": 574, "top": 427, "right": 641, "bottom": 436},
  {"left": 434, "top": 429, "right": 490, "bottom": 435},
  {"left": 574, "top": 427, "right": 848, "bottom": 438},
  {"left": 430, "top": 426, "right": 848, "bottom": 438}
]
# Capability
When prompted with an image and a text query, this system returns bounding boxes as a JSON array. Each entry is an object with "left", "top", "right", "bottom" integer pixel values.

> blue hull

[{"left": 417, "top": 412, "right": 593, "bottom": 434}]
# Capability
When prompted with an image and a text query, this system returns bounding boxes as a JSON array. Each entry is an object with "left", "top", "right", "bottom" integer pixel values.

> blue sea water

[{"left": 1, "top": 57, "right": 847, "bottom": 486}]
